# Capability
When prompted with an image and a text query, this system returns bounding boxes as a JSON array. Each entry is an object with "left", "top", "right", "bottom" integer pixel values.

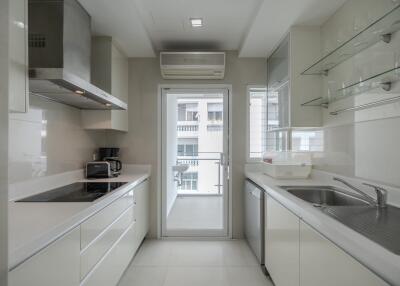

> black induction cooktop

[{"left": 16, "top": 182, "right": 128, "bottom": 202}]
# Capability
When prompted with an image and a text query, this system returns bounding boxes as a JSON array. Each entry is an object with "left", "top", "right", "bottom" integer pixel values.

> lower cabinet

[
  {"left": 265, "top": 196, "right": 300, "bottom": 286},
  {"left": 299, "top": 221, "right": 388, "bottom": 286},
  {"left": 9, "top": 227, "right": 80, "bottom": 286},
  {"left": 10, "top": 179, "right": 149, "bottom": 286},
  {"left": 81, "top": 223, "right": 137, "bottom": 286},
  {"left": 265, "top": 195, "right": 389, "bottom": 286}
]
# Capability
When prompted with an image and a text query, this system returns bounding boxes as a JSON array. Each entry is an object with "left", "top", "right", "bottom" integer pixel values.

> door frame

[{"left": 157, "top": 84, "right": 233, "bottom": 239}]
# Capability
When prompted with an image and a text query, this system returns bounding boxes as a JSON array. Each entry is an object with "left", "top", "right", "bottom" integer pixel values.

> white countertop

[
  {"left": 245, "top": 166, "right": 400, "bottom": 286},
  {"left": 8, "top": 166, "right": 150, "bottom": 270}
]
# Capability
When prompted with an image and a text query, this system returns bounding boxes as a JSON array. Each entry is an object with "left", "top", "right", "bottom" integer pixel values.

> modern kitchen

[{"left": 1, "top": 0, "right": 400, "bottom": 285}]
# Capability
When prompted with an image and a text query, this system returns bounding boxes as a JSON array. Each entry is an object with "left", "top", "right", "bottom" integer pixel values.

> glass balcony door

[{"left": 161, "top": 87, "right": 229, "bottom": 237}]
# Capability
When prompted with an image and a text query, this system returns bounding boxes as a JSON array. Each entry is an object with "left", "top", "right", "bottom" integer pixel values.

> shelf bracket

[
  {"left": 380, "top": 33, "right": 392, "bottom": 43},
  {"left": 381, "top": 82, "right": 392, "bottom": 91}
]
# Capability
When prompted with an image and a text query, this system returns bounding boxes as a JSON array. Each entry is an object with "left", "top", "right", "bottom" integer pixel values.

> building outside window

[
  {"left": 177, "top": 138, "right": 198, "bottom": 156},
  {"left": 207, "top": 103, "right": 223, "bottom": 122},
  {"left": 178, "top": 103, "right": 199, "bottom": 121},
  {"left": 179, "top": 172, "right": 198, "bottom": 191}
]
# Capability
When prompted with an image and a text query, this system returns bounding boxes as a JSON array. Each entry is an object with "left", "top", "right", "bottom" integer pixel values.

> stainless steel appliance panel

[{"left": 244, "top": 179, "right": 265, "bottom": 264}]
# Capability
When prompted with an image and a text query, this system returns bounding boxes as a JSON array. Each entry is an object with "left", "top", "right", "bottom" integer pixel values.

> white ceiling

[
  {"left": 239, "top": 0, "right": 348, "bottom": 57},
  {"left": 78, "top": 0, "right": 347, "bottom": 58},
  {"left": 78, "top": 0, "right": 156, "bottom": 57}
]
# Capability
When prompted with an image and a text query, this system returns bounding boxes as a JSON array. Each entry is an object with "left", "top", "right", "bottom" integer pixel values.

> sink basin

[
  {"left": 279, "top": 186, "right": 370, "bottom": 207},
  {"left": 279, "top": 185, "right": 400, "bottom": 255}
]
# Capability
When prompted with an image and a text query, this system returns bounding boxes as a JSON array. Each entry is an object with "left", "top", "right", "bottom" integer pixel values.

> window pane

[
  {"left": 177, "top": 144, "right": 184, "bottom": 156},
  {"left": 249, "top": 87, "right": 267, "bottom": 159},
  {"left": 178, "top": 104, "right": 186, "bottom": 121},
  {"left": 292, "top": 130, "right": 324, "bottom": 152}
]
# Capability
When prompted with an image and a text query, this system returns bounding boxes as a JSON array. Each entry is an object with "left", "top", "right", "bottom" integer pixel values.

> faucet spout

[{"left": 332, "top": 177, "right": 387, "bottom": 207}]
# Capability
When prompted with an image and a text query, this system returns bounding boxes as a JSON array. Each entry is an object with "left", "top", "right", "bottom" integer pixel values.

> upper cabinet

[
  {"left": 267, "top": 26, "right": 322, "bottom": 130},
  {"left": 82, "top": 37, "right": 129, "bottom": 132},
  {"left": 9, "top": 0, "right": 29, "bottom": 113}
]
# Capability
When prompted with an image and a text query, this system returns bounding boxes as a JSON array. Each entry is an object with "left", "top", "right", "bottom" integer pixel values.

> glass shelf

[
  {"left": 332, "top": 66, "right": 400, "bottom": 100},
  {"left": 302, "top": 5, "right": 400, "bottom": 75},
  {"left": 300, "top": 67, "right": 400, "bottom": 108},
  {"left": 301, "top": 97, "right": 328, "bottom": 108}
]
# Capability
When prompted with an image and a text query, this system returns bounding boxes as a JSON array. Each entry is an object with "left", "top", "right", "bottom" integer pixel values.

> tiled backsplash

[{"left": 8, "top": 96, "right": 106, "bottom": 184}]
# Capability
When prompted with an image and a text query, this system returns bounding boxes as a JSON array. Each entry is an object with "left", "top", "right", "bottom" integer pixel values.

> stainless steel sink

[
  {"left": 279, "top": 185, "right": 400, "bottom": 255},
  {"left": 279, "top": 186, "right": 369, "bottom": 207}
]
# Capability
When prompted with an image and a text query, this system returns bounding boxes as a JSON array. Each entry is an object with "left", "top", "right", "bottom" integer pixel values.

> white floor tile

[
  {"left": 118, "top": 240, "right": 272, "bottom": 286},
  {"left": 225, "top": 266, "right": 273, "bottom": 286},
  {"left": 132, "top": 240, "right": 174, "bottom": 266},
  {"left": 169, "top": 241, "right": 225, "bottom": 266},
  {"left": 163, "top": 267, "right": 229, "bottom": 286},
  {"left": 118, "top": 266, "right": 168, "bottom": 286},
  {"left": 167, "top": 196, "right": 223, "bottom": 230}
]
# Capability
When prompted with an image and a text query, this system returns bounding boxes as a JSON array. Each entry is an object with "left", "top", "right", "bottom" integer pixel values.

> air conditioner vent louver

[{"left": 160, "top": 52, "right": 225, "bottom": 79}]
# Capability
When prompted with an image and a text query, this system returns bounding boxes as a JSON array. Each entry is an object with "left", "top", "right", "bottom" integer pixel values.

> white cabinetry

[
  {"left": 82, "top": 37, "right": 128, "bottom": 131},
  {"left": 267, "top": 26, "right": 322, "bottom": 130},
  {"left": 9, "top": 0, "right": 29, "bottom": 113},
  {"left": 81, "top": 180, "right": 149, "bottom": 285},
  {"left": 265, "top": 196, "right": 300, "bottom": 286},
  {"left": 264, "top": 194, "right": 389, "bottom": 286},
  {"left": 9, "top": 227, "right": 80, "bottom": 286},
  {"left": 299, "top": 221, "right": 388, "bottom": 286},
  {"left": 10, "top": 179, "right": 149, "bottom": 286},
  {"left": 134, "top": 179, "right": 150, "bottom": 242}
]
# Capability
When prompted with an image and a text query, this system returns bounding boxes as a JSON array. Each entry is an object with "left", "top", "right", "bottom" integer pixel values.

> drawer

[
  {"left": 80, "top": 205, "right": 134, "bottom": 280},
  {"left": 81, "top": 222, "right": 138, "bottom": 286},
  {"left": 81, "top": 190, "right": 133, "bottom": 249}
]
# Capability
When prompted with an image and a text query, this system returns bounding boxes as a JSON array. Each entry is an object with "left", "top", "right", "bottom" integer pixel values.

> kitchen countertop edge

[
  {"left": 245, "top": 170, "right": 400, "bottom": 286},
  {"left": 9, "top": 171, "right": 150, "bottom": 271}
]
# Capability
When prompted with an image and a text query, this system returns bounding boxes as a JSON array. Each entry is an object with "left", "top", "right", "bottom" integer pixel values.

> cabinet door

[
  {"left": 134, "top": 180, "right": 150, "bottom": 241},
  {"left": 267, "top": 36, "right": 290, "bottom": 131},
  {"left": 265, "top": 196, "right": 300, "bottom": 286},
  {"left": 9, "top": 0, "right": 29, "bottom": 113},
  {"left": 299, "top": 221, "right": 388, "bottom": 286},
  {"left": 9, "top": 227, "right": 80, "bottom": 286}
]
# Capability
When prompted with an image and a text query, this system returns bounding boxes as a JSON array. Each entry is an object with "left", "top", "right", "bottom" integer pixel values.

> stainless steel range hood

[{"left": 28, "top": 0, "right": 127, "bottom": 110}]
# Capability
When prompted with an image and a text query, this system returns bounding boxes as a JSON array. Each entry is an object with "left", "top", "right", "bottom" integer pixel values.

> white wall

[
  {"left": 315, "top": 0, "right": 400, "bottom": 187},
  {"left": 0, "top": 0, "right": 9, "bottom": 283},
  {"left": 106, "top": 51, "right": 267, "bottom": 238},
  {"left": 9, "top": 96, "right": 107, "bottom": 184}
]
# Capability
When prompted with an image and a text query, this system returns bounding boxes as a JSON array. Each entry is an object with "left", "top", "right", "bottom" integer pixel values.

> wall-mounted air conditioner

[{"left": 160, "top": 52, "right": 225, "bottom": 79}]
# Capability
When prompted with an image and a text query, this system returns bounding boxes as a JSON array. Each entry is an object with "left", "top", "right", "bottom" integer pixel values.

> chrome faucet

[{"left": 333, "top": 177, "right": 387, "bottom": 208}]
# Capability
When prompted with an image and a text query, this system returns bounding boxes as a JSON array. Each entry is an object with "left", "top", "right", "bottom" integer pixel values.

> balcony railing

[
  {"left": 177, "top": 125, "right": 199, "bottom": 132},
  {"left": 176, "top": 152, "right": 223, "bottom": 195}
]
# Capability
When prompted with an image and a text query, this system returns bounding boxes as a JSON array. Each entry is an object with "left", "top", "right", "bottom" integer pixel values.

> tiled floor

[
  {"left": 167, "top": 196, "right": 223, "bottom": 230},
  {"left": 118, "top": 240, "right": 273, "bottom": 286}
]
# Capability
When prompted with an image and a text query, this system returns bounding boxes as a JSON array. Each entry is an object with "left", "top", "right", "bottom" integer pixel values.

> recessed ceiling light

[
  {"left": 105, "top": 103, "right": 112, "bottom": 107},
  {"left": 190, "top": 18, "right": 203, "bottom": 28},
  {"left": 75, "top": 90, "right": 84, "bottom": 95}
]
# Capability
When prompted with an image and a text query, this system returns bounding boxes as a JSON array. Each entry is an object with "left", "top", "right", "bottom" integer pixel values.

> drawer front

[
  {"left": 81, "top": 222, "right": 138, "bottom": 286},
  {"left": 80, "top": 206, "right": 134, "bottom": 280},
  {"left": 9, "top": 227, "right": 80, "bottom": 286},
  {"left": 81, "top": 190, "right": 134, "bottom": 249}
]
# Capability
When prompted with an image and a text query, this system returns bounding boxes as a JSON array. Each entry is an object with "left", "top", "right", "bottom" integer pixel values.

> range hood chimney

[{"left": 28, "top": 0, "right": 127, "bottom": 110}]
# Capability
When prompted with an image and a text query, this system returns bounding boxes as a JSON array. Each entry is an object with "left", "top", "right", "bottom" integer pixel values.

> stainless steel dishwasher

[{"left": 244, "top": 179, "right": 265, "bottom": 265}]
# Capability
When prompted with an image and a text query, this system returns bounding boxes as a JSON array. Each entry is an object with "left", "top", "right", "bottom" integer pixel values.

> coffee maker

[{"left": 99, "top": 148, "right": 122, "bottom": 177}]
